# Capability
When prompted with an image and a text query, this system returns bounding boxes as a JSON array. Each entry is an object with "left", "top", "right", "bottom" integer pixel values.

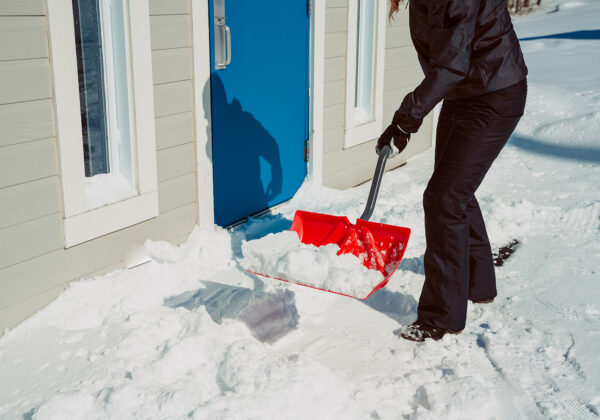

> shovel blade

[{"left": 280, "top": 210, "right": 411, "bottom": 299}]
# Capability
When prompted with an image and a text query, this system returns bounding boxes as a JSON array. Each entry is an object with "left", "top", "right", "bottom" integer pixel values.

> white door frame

[
  {"left": 307, "top": 0, "right": 325, "bottom": 186},
  {"left": 191, "top": 0, "right": 215, "bottom": 230}
]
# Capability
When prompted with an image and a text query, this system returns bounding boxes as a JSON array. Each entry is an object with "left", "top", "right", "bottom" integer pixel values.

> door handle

[
  {"left": 224, "top": 23, "right": 231, "bottom": 66},
  {"left": 215, "top": 19, "right": 231, "bottom": 70}
]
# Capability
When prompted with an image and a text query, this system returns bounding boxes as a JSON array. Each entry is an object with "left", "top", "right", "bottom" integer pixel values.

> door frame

[
  {"left": 309, "top": 0, "right": 325, "bottom": 186},
  {"left": 191, "top": 0, "right": 215, "bottom": 230}
]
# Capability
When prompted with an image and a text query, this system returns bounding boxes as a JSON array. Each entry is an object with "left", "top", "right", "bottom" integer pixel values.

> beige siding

[
  {"left": 0, "top": 59, "right": 52, "bottom": 105},
  {"left": 152, "top": 47, "right": 192, "bottom": 85},
  {"left": 0, "top": 100, "right": 55, "bottom": 147},
  {"left": 321, "top": 3, "right": 433, "bottom": 189},
  {"left": 0, "top": 1, "right": 45, "bottom": 16},
  {"left": 0, "top": 177, "right": 59, "bottom": 230},
  {"left": 0, "top": 0, "right": 198, "bottom": 332},
  {"left": 0, "top": 17, "right": 48, "bottom": 61}
]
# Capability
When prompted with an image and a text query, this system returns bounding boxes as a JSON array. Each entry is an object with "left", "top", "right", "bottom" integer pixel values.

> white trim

[
  {"left": 191, "top": 0, "right": 215, "bottom": 230},
  {"left": 64, "top": 190, "right": 158, "bottom": 247},
  {"left": 48, "top": 0, "right": 158, "bottom": 247},
  {"left": 129, "top": 0, "right": 158, "bottom": 195},
  {"left": 47, "top": 0, "right": 88, "bottom": 218},
  {"left": 344, "top": 0, "right": 387, "bottom": 149},
  {"left": 308, "top": 0, "right": 324, "bottom": 186}
]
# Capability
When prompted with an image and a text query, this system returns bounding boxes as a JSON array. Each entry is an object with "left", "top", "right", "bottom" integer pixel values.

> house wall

[
  {"left": 0, "top": 0, "right": 198, "bottom": 332},
  {"left": 321, "top": 0, "right": 433, "bottom": 189}
]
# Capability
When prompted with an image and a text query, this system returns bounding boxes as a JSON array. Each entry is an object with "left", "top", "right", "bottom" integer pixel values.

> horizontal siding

[
  {"left": 384, "top": 64, "right": 423, "bottom": 92},
  {"left": 323, "top": 104, "right": 344, "bottom": 130},
  {"left": 150, "top": 15, "right": 192, "bottom": 50},
  {"left": 0, "top": 17, "right": 48, "bottom": 61},
  {"left": 325, "top": 8, "right": 346, "bottom": 34},
  {"left": 0, "top": 0, "right": 45, "bottom": 16},
  {"left": 0, "top": 99, "right": 55, "bottom": 147},
  {"left": 154, "top": 80, "right": 193, "bottom": 117},
  {"left": 152, "top": 47, "right": 192, "bottom": 85},
  {"left": 323, "top": 126, "right": 344, "bottom": 154},
  {"left": 149, "top": 0, "right": 190, "bottom": 15},
  {"left": 324, "top": 56, "right": 345, "bottom": 83},
  {"left": 155, "top": 111, "right": 194, "bottom": 150},
  {"left": 385, "top": 45, "right": 419, "bottom": 70},
  {"left": 0, "top": 177, "right": 60, "bottom": 230},
  {"left": 324, "top": 80, "right": 345, "bottom": 107},
  {"left": 0, "top": 212, "right": 63, "bottom": 270},
  {"left": 326, "top": 0, "right": 346, "bottom": 8},
  {"left": 0, "top": 58, "right": 52, "bottom": 105},
  {"left": 324, "top": 32, "right": 346, "bottom": 59},
  {"left": 158, "top": 172, "right": 196, "bottom": 214},
  {"left": 385, "top": 24, "right": 413, "bottom": 49},
  {"left": 157, "top": 142, "right": 196, "bottom": 183},
  {"left": 0, "top": 203, "right": 197, "bottom": 311},
  {"left": 0, "top": 138, "right": 57, "bottom": 189}
]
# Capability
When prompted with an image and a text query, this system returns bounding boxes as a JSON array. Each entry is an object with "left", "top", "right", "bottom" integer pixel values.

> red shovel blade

[{"left": 255, "top": 210, "right": 410, "bottom": 299}]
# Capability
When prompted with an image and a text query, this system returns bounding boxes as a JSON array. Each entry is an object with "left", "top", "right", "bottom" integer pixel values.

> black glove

[{"left": 376, "top": 122, "right": 410, "bottom": 158}]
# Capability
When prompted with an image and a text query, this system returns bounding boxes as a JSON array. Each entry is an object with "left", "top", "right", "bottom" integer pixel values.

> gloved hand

[{"left": 376, "top": 122, "right": 410, "bottom": 158}]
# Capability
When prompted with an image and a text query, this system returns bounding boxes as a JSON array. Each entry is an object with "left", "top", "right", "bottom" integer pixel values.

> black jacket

[{"left": 395, "top": 0, "right": 528, "bottom": 133}]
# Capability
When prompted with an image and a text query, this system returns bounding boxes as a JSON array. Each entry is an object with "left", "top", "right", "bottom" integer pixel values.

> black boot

[{"left": 397, "top": 321, "right": 461, "bottom": 342}]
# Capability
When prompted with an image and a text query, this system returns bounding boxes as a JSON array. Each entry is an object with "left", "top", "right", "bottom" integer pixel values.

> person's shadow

[{"left": 204, "top": 76, "right": 283, "bottom": 227}]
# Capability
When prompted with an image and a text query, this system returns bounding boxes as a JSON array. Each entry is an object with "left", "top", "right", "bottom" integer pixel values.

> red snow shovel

[{"left": 249, "top": 145, "right": 411, "bottom": 300}]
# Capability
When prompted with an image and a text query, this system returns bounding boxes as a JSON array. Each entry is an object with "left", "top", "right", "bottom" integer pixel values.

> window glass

[
  {"left": 100, "top": 0, "right": 134, "bottom": 186},
  {"left": 72, "top": 0, "right": 135, "bottom": 186},
  {"left": 354, "top": 0, "right": 377, "bottom": 124},
  {"left": 72, "top": 0, "right": 109, "bottom": 177}
]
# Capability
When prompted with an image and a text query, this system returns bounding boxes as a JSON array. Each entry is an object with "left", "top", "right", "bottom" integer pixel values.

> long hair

[{"left": 389, "top": 0, "right": 407, "bottom": 21}]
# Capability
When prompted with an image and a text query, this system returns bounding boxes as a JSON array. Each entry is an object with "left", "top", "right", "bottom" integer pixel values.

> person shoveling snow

[{"left": 375, "top": 0, "right": 529, "bottom": 341}]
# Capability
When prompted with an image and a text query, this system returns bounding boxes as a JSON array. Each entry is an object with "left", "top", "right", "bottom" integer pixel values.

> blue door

[{"left": 209, "top": 0, "right": 310, "bottom": 227}]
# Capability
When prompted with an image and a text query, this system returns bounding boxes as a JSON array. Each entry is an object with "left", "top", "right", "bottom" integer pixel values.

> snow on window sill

[{"left": 84, "top": 173, "right": 138, "bottom": 210}]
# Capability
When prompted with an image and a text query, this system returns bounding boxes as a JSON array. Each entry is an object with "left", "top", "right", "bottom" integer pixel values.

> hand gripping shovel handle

[{"left": 359, "top": 145, "right": 390, "bottom": 221}]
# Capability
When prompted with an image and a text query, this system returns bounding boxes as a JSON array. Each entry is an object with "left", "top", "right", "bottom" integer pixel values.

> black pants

[{"left": 418, "top": 78, "right": 528, "bottom": 331}]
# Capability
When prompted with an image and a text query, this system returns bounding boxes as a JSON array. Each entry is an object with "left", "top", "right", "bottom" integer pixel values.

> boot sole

[
  {"left": 471, "top": 298, "right": 495, "bottom": 304},
  {"left": 400, "top": 329, "right": 462, "bottom": 342}
]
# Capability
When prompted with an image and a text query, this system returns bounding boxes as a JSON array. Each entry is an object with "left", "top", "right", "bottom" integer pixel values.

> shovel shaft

[{"left": 359, "top": 145, "right": 390, "bottom": 221}]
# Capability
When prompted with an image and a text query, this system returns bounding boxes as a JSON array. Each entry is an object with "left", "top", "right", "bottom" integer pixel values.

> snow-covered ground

[{"left": 1, "top": 2, "right": 599, "bottom": 419}]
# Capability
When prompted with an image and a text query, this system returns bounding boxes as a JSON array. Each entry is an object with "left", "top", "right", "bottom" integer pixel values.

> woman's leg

[
  {"left": 418, "top": 80, "right": 527, "bottom": 331},
  {"left": 434, "top": 101, "right": 497, "bottom": 302},
  {"left": 466, "top": 197, "right": 497, "bottom": 301}
]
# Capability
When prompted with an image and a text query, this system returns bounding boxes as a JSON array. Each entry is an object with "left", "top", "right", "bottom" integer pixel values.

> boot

[
  {"left": 397, "top": 321, "right": 461, "bottom": 342},
  {"left": 471, "top": 297, "right": 495, "bottom": 304}
]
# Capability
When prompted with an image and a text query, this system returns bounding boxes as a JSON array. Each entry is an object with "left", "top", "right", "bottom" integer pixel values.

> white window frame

[
  {"left": 344, "top": 0, "right": 387, "bottom": 149},
  {"left": 48, "top": 0, "right": 158, "bottom": 248}
]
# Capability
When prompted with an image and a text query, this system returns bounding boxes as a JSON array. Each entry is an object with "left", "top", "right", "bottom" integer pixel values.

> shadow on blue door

[{"left": 205, "top": 77, "right": 284, "bottom": 226}]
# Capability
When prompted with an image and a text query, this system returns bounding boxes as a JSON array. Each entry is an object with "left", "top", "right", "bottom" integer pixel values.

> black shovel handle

[{"left": 359, "top": 145, "right": 390, "bottom": 221}]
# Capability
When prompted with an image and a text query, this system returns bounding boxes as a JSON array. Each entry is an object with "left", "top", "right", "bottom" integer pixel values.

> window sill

[
  {"left": 63, "top": 190, "right": 158, "bottom": 248},
  {"left": 344, "top": 119, "right": 383, "bottom": 149}
]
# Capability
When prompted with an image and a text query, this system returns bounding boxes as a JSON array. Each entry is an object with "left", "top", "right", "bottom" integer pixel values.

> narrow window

[
  {"left": 72, "top": 0, "right": 136, "bottom": 204},
  {"left": 49, "top": 0, "right": 159, "bottom": 247},
  {"left": 72, "top": 0, "right": 109, "bottom": 177},
  {"left": 354, "top": 0, "right": 377, "bottom": 124},
  {"left": 344, "top": 0, "right": 385, "bottom": 148}
]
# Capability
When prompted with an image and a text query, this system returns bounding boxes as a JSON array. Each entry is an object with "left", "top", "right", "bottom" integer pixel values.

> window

[
  {"left": 344, "top": 0, "right": 386, "bottom": 148},
  {"left": 48, "top": 0, "right": 158, "bottom": 247}
]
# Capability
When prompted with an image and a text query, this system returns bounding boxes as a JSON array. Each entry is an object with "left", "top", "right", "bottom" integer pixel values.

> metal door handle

[{"left": 224, "top": 24, "right": 231, "bottom": 66}]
